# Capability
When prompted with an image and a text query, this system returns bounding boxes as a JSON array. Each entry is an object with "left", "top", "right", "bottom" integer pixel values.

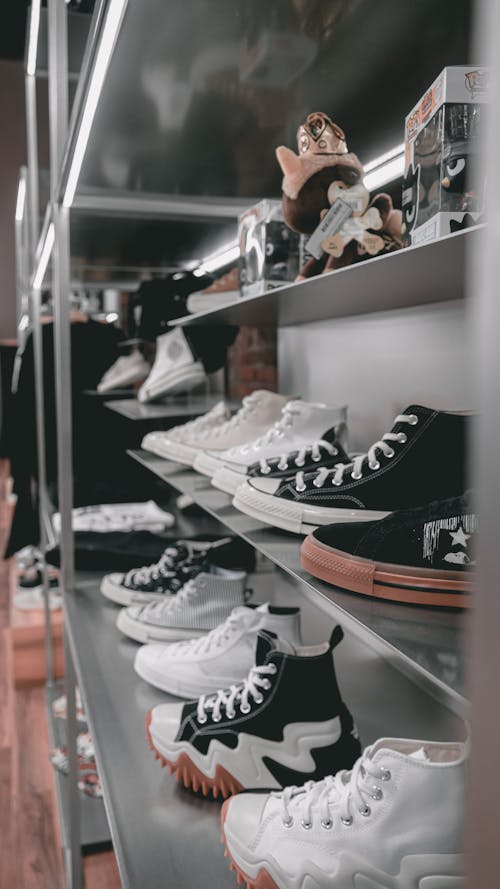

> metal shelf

[
  {"left": 174, "top": 227, "right": 480, "bottom": 329},
  {"left": 127, "top": 448, "right": 467, "bottom": 715},
  {"left": 45, "top": 683, "right": 111, "bottom": 851},
  {"left": 104, "top": 395, "right": 237, "bottom": 422}
]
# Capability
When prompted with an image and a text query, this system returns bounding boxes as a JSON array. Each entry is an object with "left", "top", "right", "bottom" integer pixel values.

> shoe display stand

[{"left": 19, "top": 0, "right": 500, "bottom": 887}]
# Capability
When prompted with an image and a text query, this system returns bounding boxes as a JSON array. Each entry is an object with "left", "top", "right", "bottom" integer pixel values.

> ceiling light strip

[
  {"left": 33, "top": 223, "right": 55, "bottom": 290},
  {"left": 26, "top": 0, "right": 42, "bottom": 77}
]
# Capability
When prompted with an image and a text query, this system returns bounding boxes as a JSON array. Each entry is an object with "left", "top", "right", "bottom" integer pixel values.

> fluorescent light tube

[
  {"left": 364, "top": 154, "right": 405, "bottom": 191},
  {"left": 33, "top": 223, "right": 54, "bottom": 290},
  {"left": 363, "top": 143, "right": 405, "bottom": 174},
  {"left": 26, "top": 0, "right": 42, "bottom": 77},
  {"left": 196, "top": 241, "right": 239, "bottom": 275},
  {"left": 63, "top": 0, "right": 128, "bottom": 207},
  {"left": 15, "top": 178, "right": 26, "bottom": 222}
]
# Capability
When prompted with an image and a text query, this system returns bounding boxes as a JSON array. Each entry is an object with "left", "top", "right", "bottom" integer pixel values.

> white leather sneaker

[
  {"left": 222, "top": 737, "right": 466, "bottom": 889},
  {"left": 134, "top": 602, "right": 302, "bottom": 698},
  {"left": 137, "top": 328, "right": 206, "bottom": 403},
  {"left": 210, "top": 400, "right": 348, "bottom": 495},
  {"left": 141, "top": 401, "right": 230, "bottom": 462},
  {"left": 193, "top": 391, "right": 290, "bottom": 477},
  {"left": 97, "top": 350, "right": 151, "bottom": 393}
]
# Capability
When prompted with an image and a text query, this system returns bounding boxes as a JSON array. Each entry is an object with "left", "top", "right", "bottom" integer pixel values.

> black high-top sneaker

[
  {"left": 302, "top": 493, "right": 476, "bottom": 608},
  {"left": 233, "top": 406, "right": 469, "bottom": 534},
  {"left": 146, "top": 626, "right": 361, "bottom": 799},
  {"left": 100, "top": 536, "right": 255, "bottom": 606}
]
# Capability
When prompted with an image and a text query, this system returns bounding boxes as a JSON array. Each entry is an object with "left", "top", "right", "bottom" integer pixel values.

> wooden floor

[{"left": 0, "top": 468, "right": 121, "bottom": 889}]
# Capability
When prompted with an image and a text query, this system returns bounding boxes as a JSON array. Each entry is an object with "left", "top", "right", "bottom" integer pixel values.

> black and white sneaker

[
  {"left": 302, "top": 493, "right": 476, "bottom": 608},
  {"left": 146, "top": 626, "right": 361, "bottom": 798},
  {"left": 246, "top": 429, "right": 349, "bottom": 483},
  {"left": 100, "top": 536, "right": 255, "bottom": 606},
  {"left": 233, "top": 405, "right": 469, "bottom": 534}
]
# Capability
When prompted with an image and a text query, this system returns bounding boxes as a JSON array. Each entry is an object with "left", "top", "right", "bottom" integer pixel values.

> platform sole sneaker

[
  {"left": 233, "top": 481, "right": 390, "bottom": 534},
  {"left": 146, "top": 706, "right": 346, "bottom": 799},
  {"left": 301, "top": 535, "right": 473, "bottom": 608},
  {"left": 221, "top": 804, "right": 464, "bottom": 889}
]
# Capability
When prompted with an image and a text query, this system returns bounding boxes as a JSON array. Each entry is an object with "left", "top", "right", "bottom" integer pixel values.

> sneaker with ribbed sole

[
  {"left": 117, "top": 565, "right": 250, "bottom": 643},
  {"left": 138, "top": 328, "right": 206, "bottom": 403},
  {"left": 233, "top": 406, "right": 469, "bottom": 534},
  {"left": 141, "top": 401, "right": 230, "bottom": 462},
  {"left": 146, "top": 625, "right": 360, "bottom": 798},
  {"left": 301, "top": 494, "right": 475, "bottom": 608},
  {"left": 221, "top": 737, "right": 466, "bottom": 889},
  {"left": 134, "top": 602, "right": 302, "bottom": 698},
  {"left": 210, "top": 400, "right": 348, "bottom": 495}
]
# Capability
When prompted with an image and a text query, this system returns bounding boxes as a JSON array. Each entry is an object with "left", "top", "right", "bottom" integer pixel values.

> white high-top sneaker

[
  {"left": 141, "top": 401, "right": 230, "bottom": 461},
  {"left": 134, "top": 602, "right": 302, "bottom": 698},
  {"left": 222, "top": 737, "right": 466, "bottom": 889},
  {"left": 116, "top": 567, "right": 249, "bottom": 643},
  {"left": 97, "top": 351, "right": 151, "bottom": 393},
  {"left": 211, "top": 401, "right": 348, "bottom": 495},
  {"left": 193, "top": 391, "right": 290, "bottom": 477},
  {"left": 137, "top": 328, "right": 206, "bottom": 403}
]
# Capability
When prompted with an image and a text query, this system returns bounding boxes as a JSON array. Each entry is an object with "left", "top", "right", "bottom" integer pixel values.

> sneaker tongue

[{"left": 254, "top": 629, "right": 296, "bottom": 665}]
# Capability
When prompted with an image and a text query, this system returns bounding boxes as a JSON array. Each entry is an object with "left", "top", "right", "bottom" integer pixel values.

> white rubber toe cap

[
  {"left": 247, "top": 477, "right": 282, "bottom": 494},
  {"left": 224, "top": 792, "right": 269, "bottom": 846},
  {"left": 150, "top": 701, "right": 185, "bottom": 744},
  {"left": 135, "top": 643, "right": 168, "bottom": 672}
]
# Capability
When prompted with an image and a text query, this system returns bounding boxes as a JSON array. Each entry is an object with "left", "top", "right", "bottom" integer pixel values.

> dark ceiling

[{"left": 1, "top": 0, "right": 31, "bottom": 61}]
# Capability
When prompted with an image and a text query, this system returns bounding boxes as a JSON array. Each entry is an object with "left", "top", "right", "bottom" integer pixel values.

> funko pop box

[
  {"left": 403, "top": 66, "right": 488, "bottom": 246},
  {"left": 238, "top": 199, "right": 300, "bottom": 298}
]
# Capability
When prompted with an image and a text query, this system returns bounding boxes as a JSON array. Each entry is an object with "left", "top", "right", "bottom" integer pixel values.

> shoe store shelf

[
  {"left": 104, "top": 395, "right": 238, "bottom": 422},
  {"left": 172, "top": 227, "right": 480, "bottom": 329},
  {"left": 45, "top": 682, "right": 111, "bottom": 852},
  {"left": 127, "top": 448, "right": 467, "bottom": 717},
  {"left": 63, "top": 577, "right": 234, "bottom": 889}
]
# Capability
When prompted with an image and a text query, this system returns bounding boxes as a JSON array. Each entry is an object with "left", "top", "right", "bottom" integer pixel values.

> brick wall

[{"left": 225, "top": 326, "right": 277, "bottom": 399}]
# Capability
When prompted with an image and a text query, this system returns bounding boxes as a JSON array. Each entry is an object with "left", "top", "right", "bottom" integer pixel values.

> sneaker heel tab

[{"left": 329, "top": 625, "right": 344, "bottom": 651}]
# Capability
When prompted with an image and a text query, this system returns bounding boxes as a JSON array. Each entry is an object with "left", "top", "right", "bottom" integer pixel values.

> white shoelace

[
  {"left": 260, "top": 438, "right": 338, "bottom": 475},
  {"left": 207, "top": 392, "right": 262, "bottom": 439},
  {"left": 196, "top": 663, "right": 277, "bottom": 723},
  {"left": 274, "top": 748, "right": 391, "bottom": 829},
  {"left": 125, "top": 546, "right": 187, "bottom": 586},
  {"left": 172, "top": 608, "right": 249, "bottom": 656},
  {"left": 295, "top": 413, "right": 418, "bottom": 492}
]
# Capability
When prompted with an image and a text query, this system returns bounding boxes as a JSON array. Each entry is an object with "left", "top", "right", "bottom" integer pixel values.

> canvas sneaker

[
  {"left": 141, "top": 401, "right": 230, "bottom": 462},
  {"left": 146, "top": 625, "right": 360, "bottom": 798},
  {"left": 187, "top": 267, "right": 240, "bottom": 314},
  {"left": 137, "top": 328, "right": 206, "bottom": 403},
  {"left": 97, "top": 351, "right": 151, "bottom": 393},
  {"left": 193, "top": 391, "right": 290, "bottom": 477},
  {"left": 101, "top": 535, "right": 255, "bottom": 606},
  {"left": 210, "top": 400, "right": 348, "bottom": 495},
  {"left": 221, "top": 737, "right": 466, "bottom": 889},
  {"left": 116, "top": 565, "right": 250, "bottom": 643},
  {"left": 243, "top": 430, "right": 350, "bottom": 485},
  {"left": 134, "top": 602, "right": 302, "bottom": 698},
  {"left": 233, "top": 405, "right": 469, "bottom": 534},
  {"left": 301, "top": 493, "right": 476, "bottom": 608}
]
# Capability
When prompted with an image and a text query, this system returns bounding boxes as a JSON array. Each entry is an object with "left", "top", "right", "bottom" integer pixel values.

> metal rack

[{"left": 19, "top": 1, "right": 498, "bottom": 887}]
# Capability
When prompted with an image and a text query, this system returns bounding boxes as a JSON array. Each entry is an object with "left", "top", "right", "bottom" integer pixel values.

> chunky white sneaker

[
  {"left": 134, "top": 603, "right": 302, "bottom": 698},
  {"left": 137, "top": 328, "right": 206, "bottom": 403},
  {"left": 210, "top": 400, "right": 348, "bottom": 495},
  {"left": 222, "top": 737, "right": 466, "bottom": 889},
  {"left": 116, "top": 567, "right": 249, "bottom": 643},
  {"left": 141, "top": 401, "right": 230, "bottom": 464},
  {"left": 97, "top": 351, "right": 151, "bottom": 393},
  {"left": 193, "top": 391, "right": 290, "bottom": 477}
]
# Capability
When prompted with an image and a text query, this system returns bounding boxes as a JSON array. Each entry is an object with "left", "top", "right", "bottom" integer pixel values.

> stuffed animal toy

[{"left": 276, "top": 111, "right": 403, "bottom": 279}]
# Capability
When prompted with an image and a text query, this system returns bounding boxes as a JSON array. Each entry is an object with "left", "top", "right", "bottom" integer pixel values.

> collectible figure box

[
  {"left": 238, "top": 200, "right": 300, "bottom": 298},
  {"left": 403, "top": 66, "right": 488, "bottom": 245}
]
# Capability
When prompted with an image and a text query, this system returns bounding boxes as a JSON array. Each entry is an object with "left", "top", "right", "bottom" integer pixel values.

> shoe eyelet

[
  {"left": 351, "top": 471, "right": 362, "bottom": 480},
  {"left": 385, "top": 449, "right": 395, "bottom": 459},
  {"left": 368, "top": 461, "right": 380, "bottom": 471},
  {"left": 332, "top": 479, "right": 342, "bottom": 487},
  {"left": 296, "top": 460, "right": 305, "bottom": 468},
  {"left": 269, "top": 664, "right": 278, "bottom": 675},
  {"left": 359, "top": 805, "right": 371, "bottom": 817},
  {"left": 312, "top": 478, "right": 322, "bottom": 488},
  {"left": 321, "top": 818, "right": 333, "bottom": 830},
  {"left": 282, "top": 817, "right": 293, "bottom": 828},
  {"left": 397, "top": 433, "right": 407, "bottom": 444},
  {"left": 407, "top": 414, "right": 418, "bottom": 425},
  {"left": 341, "top": 816, "right": 353, "bottom": 826},
  {"left": 240, "top": 704, "right": 251, "bottom": 715},
  {"left": 379, "top": 768, "right": 391, "bottom": 781},
  {"left": 262, "top": 679, "right": 271, "bottom": 690},
  {"left": 197, "top": 714, "right": 207, "bottom": 725},
  {"left": 301, "top": 820, "right": 312, "bottom": 830},
  {"left": 212, "top": 713, "right": 221, "bottom": 723},
  {"left": 261, "top": 465, "right": 271, "bottom": 475},
  {"left": 371, "top": 787, "right": 383, "bottom": 801},
  {"left": 295, "top": 483, "right": 307, "bottom": 493},
  {"left": 226, "top": 710, "right": 235, "bottom": 720},
  {"left": 312, "top": 454, "right": 321, "bottom": 462},
  {"left": 254, "top": 694, "right": 264, "bottom": 705}
]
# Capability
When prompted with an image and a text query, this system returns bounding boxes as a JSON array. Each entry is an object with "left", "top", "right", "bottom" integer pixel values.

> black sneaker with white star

[
  {"left": 233, "top": 405, "right": 469, "bottom": 534},
  {"left": 100, "top": 536, "right": 255, "bottom": 606},
  {"left": 302, "top": 493, "right": 476, "bottom": 608},
  {"left": 146, "top": 625, "right": 361, "bottom": 799}
]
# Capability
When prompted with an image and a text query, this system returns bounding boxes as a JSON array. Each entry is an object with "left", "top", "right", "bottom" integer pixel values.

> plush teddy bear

[{"left": 276, "top": 111, "right": 403, "bottom": 279}]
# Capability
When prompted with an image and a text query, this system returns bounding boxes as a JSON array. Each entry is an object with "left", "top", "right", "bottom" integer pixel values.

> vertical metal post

[
  {"left": 466, "top": 0, "right": 500, "bottom": 884},
  {"left": 47, "top": 0, "right": 81, "bottom": 886}
]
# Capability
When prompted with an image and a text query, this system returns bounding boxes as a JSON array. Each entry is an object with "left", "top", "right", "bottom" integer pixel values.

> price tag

[{"left": 306, "top": 198, "right": 353, "bottom": 259}]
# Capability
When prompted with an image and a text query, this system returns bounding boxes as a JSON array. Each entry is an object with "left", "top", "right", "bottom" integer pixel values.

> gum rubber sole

[
  {"left": 145, "top": 710, "right": 243, "bottom": 799},
  {"left": 221, "top": 801, "right": 281, "bottom": 889},
  {"left": 301, "top": 536, "right": 473, "bottom": 608}
]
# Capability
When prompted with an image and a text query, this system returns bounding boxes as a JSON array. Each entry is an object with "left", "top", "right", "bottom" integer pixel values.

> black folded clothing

[{"left": 46, "top": 531, "right": 204, "bottom": 572}]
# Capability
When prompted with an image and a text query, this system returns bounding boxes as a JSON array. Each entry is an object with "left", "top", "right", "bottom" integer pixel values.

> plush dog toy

[{"left": 276, "top": 111, "right": 403, "bottom": 279}]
